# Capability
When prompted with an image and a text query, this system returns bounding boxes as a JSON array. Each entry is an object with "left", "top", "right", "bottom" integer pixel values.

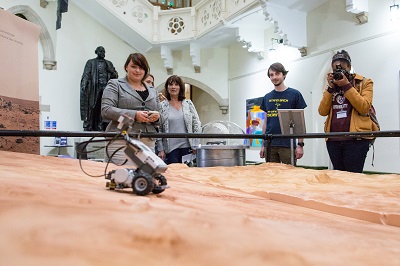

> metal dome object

[
  {"left": 201, "top": 120, "right": 247, "bottom": 146},
  {"left": 197, "top": 121, "right": 249, "bottom": 167}
]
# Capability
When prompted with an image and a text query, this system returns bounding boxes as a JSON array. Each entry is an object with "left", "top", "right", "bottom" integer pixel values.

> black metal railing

[{"left": 1, "top": 129, "right": 399, "bottom": 162}]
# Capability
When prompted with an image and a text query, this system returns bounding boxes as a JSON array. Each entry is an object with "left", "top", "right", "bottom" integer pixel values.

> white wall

[{"left": 192, "top": 87, "right": 227, "bottom": 125}]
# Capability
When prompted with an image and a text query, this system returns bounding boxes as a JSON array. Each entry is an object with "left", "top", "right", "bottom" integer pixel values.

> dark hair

[
  {"left": 124, "top": 53, "right": 150, "bottom": 81},
  {"left": 146, "top": 73, "right": 155, "bottom": 84},
  {"left": 164, "top": 75, "right": 186, "bottom": 101},
  {"left": 267, "top": 62, "right": 288, "bottom": 77}
]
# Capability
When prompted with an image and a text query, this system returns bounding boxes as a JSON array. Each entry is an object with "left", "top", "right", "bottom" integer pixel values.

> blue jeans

[
  {"left": 326, "top": 139, "right": 370, "bottom": 173},
  {"left": 166, "top": 147, "right": 191, "bottom": 164}
]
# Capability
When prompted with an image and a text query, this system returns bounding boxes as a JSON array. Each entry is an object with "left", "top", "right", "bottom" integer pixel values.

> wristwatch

[{"left": 297, "top": 142, "right": 305, "bottom": 147}]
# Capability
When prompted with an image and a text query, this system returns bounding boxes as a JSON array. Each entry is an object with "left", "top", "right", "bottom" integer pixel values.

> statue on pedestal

[{"left": 80, "top": 46, "right": 118, "bottom": 131}]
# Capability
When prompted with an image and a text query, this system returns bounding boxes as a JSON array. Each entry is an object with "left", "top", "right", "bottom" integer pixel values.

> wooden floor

[{"left": 0, "top": 151, "right": 399, "bottom": 265}]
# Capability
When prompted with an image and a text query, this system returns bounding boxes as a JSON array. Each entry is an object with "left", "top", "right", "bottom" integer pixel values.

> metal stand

[
  {"left": 278, "top": 109, "right": 306, "bottom": 166},
  {"left": 44, "top": 145, "right": 73, "bottom": 156},
  {"left": 289, "top": 121, "right": 295, "bottom": 166}
]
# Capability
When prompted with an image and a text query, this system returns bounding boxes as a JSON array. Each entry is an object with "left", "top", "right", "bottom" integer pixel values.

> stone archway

[
  {"left": 7, "top": 5, "right": 57, "bottom": 70},
  {"left": 157, "top": 76, "right": 229, "bottom": 114}
]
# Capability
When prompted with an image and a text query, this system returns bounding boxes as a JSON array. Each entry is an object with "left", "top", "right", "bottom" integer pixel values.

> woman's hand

[
  {"left": 331, "top": 72, "right": 350, "bottom": 87},
  {"left": 135, "top": 111, "right": 150, "bottom": 123},
  {"left": 147, "top": 111, "right": 159, "bottom": 123},
  {"left": 158, "top": 150, "right": 166, "bottom": 160},
  {"left": 327, "top": 73, "right": 335, "bottom": 88}
]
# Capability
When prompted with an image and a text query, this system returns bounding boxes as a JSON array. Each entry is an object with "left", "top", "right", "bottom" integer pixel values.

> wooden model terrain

[{"left": 0, "top": 151, "right": 399, "bottom": 265}]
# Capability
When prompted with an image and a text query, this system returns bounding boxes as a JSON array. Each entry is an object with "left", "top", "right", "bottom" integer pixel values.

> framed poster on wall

[
  {"left": 245, "top": 97, "right": 265, "bottom": 147},
  {"left": 0, "top": 9, "right": 41, "bottom": 154}
]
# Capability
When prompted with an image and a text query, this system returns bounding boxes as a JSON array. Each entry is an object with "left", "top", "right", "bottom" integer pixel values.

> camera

[{"left": 333, "top": 64, "right": 348, "bottom": 80}]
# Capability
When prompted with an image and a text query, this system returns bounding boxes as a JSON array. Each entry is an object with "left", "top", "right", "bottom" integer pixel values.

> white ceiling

[
  {"left": 199, "top": 0, "right": 330, "bottom": 51},
  {"left": 71, "top": 0, "right": 330, "bottom": 53},
  {"left": 170, "top": 0, "right": 330, "bottom": 51},
  {"left": 268, "top": 0, "right": 329, "bottom": 12}
]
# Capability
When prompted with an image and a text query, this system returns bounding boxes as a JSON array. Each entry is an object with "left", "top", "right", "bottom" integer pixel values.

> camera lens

[{"left": 333, "top": 72, "right": 342, "bottom": 80}]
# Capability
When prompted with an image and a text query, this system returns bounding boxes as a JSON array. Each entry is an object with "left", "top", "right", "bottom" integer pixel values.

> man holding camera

[
  {"left": 259, "top": 62, "right": 307, "bottom": 165},
  {"left": 318, "top": 50, "right": 375, "bottom": 173}
]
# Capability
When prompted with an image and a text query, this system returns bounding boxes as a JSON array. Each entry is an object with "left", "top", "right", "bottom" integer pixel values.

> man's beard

[{"left": 273, "top": 80, "right": 283, "bottom": 86}]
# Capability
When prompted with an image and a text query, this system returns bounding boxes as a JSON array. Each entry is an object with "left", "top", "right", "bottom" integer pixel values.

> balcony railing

[{"left": 149, "top": 0, "right": 192, "bottom": 10}]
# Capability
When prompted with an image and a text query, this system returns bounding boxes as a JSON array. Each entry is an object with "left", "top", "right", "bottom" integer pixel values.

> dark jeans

[
  {"left": 166, "top": 147, "right": 191, "bottom": 164},
  {"left": 326, "top": 139, "right": 370, "bottom": 173}
]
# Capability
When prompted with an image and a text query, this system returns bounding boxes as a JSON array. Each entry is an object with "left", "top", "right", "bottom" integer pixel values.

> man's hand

[
  {"left": 295, "top": 146, "right": 304, "bottom": 159},
  {"left": 259, "top": 146, "right": 265, "bottom": 159}
]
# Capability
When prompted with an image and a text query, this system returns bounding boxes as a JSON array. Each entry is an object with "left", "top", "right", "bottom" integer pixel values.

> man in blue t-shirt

[{"left": 259, "top": 62, "right": 307, "bottom": 165}]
